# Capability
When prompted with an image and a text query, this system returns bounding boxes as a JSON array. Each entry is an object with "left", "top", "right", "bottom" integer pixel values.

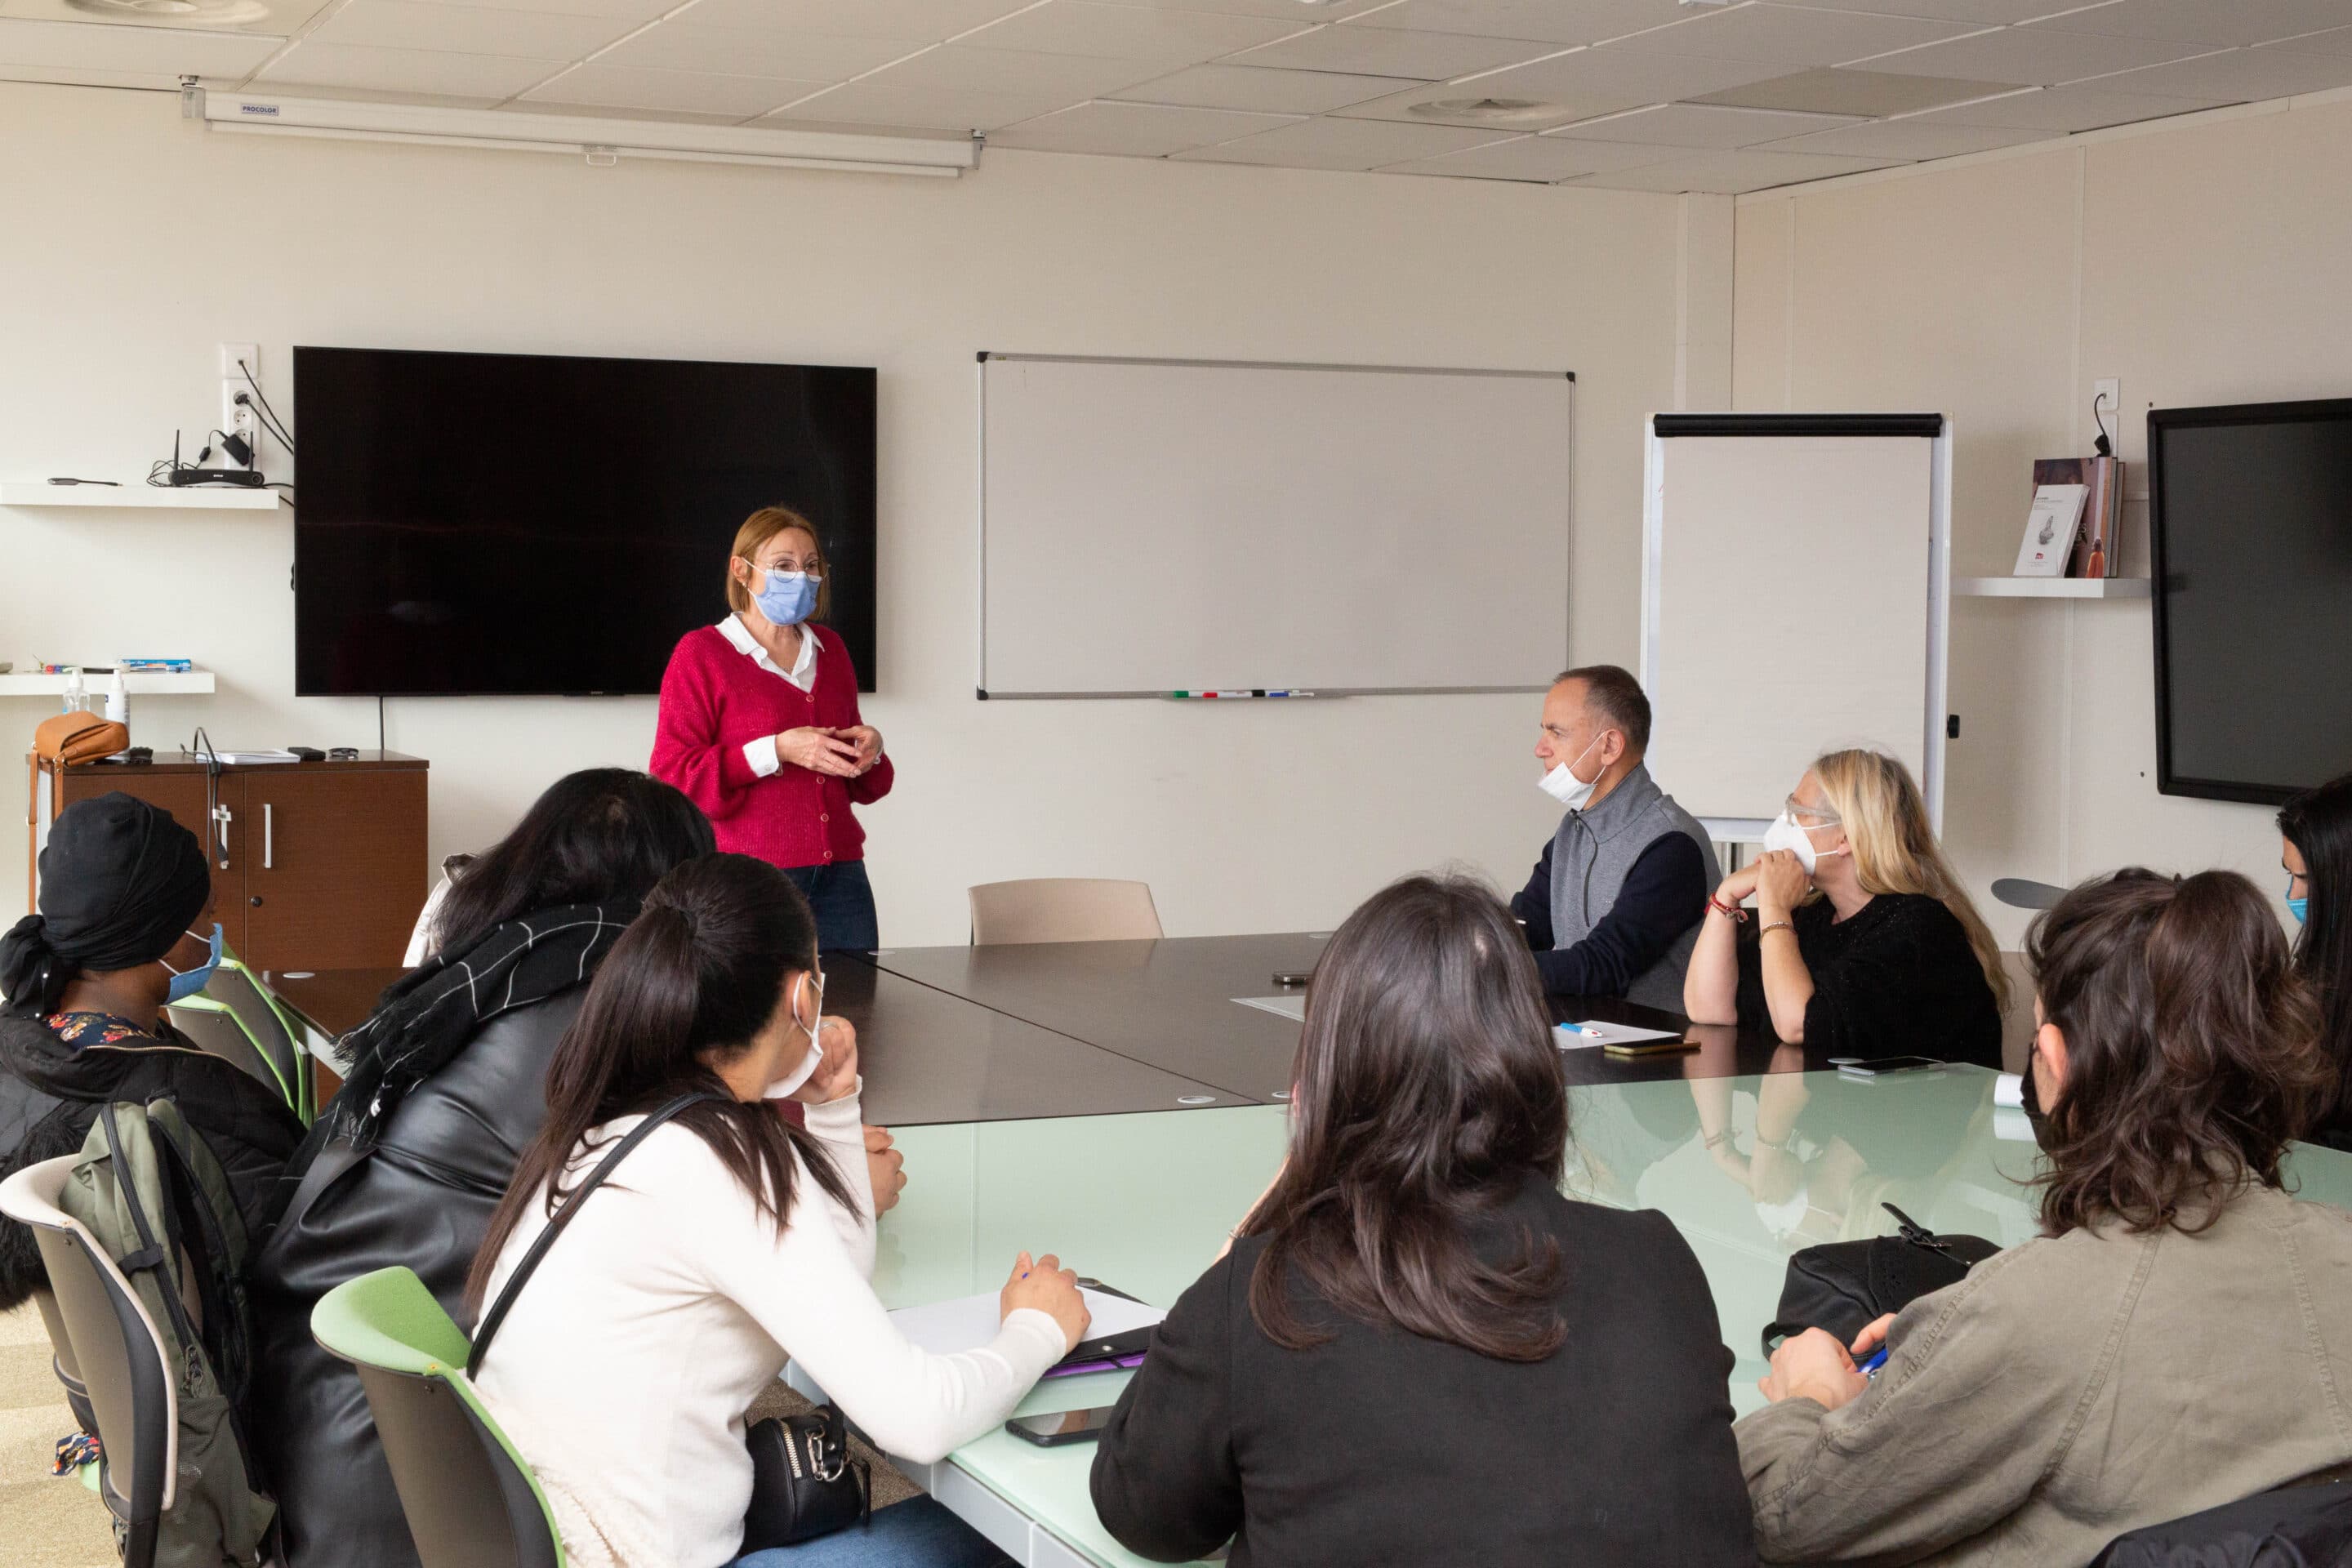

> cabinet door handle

[{"left": 263, "top": 803, "right": 274, "bottom": 871}]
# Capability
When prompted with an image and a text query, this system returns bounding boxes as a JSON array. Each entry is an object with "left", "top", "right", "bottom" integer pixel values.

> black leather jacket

[{"left": 247, "top": 987, "right": 584, "bottom": 1568}]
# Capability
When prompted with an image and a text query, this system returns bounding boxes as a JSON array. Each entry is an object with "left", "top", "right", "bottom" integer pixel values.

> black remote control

[{"left": 287, "top": 746, "right": 326, "bottom": 762}]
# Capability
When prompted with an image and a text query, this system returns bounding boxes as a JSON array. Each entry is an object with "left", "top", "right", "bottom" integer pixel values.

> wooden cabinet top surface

[{"left": 35, "top": 750, "right": 427, "bottom": 777}]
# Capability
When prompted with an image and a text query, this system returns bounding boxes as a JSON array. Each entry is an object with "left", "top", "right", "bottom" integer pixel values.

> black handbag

[
  {"left": 470, "top": 1092, "right": 872, "bottom": 1552},
  {"left": 1761, "top": 1202, "right": 1999, "bottom": 1358}
]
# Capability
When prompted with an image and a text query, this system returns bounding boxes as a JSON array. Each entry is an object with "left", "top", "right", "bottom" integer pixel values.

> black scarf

[{"left": 327, "top": 900, "right": 636, "bottom": 1146}]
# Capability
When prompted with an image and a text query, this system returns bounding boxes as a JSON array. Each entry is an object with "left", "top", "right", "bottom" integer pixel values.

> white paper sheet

[
  {"left": 1232, "top": 994, "right": 1307, "bottom": 1022},
  {"left": 888, "top": 1288, "right": 1164, "bottom": 1356},
  {"left": 1554, "top": 1019, "right": 1682, "bottom": 1050}
]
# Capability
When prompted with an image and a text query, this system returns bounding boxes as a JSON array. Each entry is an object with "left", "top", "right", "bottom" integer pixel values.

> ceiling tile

[
  {"left": 1104, "top": 60, "right": 1421, "bottom": 110},
  {"left": 1761, "top": 0, "right": 2085, "bottom": 17},
  {"left": 1762, "top": 115, "right": 2051, "bottom": 156},
  {"left": 989, "top": 96, "right": 1298, "bottom": 151},
  {"left": 957, "top": 2, "right": 1306, "bottom": 61},
  {"left": 1694, "top": 65, "right": 2025, "bottom": 113},
  {"left": 1551, "top": 100, "right": 1860, "bottom": 147},
  {"left": 310, "top": 0, "right": 636, "bottom": 59},
  {"left": 1223, "top": 23, "right": 1559, "bottom": 78},
  {"left": 1172, "top": 113, "right": 1509, "bottom": 167},
  {"left": 1445, "top": 40, "right": 1788, "bottom": 107},
  {"left": 2266, "top": 26, "right": 2352, "bottom": 57},
  {"left": 1858, "top": 25, "right": 2212, "bottom": 84},
  {"left": 0, "top": 16, "right": 280, "bottom": 76},
  {"left": 1609, "top": 4, "right": 1981, "bottom": 68},
  {"left": 2085, "top": 45, "right": 2352, "bottom": 98},
  {"left": 769, "top": 77, "right": 1075, "bottom": 128},
  {"left": 876, "top": 42, "right": 1166, "bottom": 94},
  {"left": 399, "top": 0, "right": 673, "bottom": 16},
  {"left": 522, "top": 60, "right": 830, "bottom": 114},
  {"left": 1346, "top": 0, "right": 1707, "bottom": 48},
  {"left": 1568, "top": 145, "right": 1902, "bottom": 191},
  {"left": 2021, "top": 0, "right": 2352, "bottom": 48},
  {"left": 599, "top": 24, "right": 915, "bottom": 78},
  {"left": 1904, "top": 79, "right": 2227, "bottom": 128},
  {"left": 258, "top": 39, "right": 564, "bottom": 96},
  {"left": 671, "top": 0, "right": 1037, "bottom": 42},
  {"left": 1084, "top": 0, "right": 1392, "bottom": 16},
  {"left": 1383, "top": 131, "right": 1688, "bottom": 180}
]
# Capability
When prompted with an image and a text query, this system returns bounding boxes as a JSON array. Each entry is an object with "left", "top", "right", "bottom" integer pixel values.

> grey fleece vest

[{"left": 1548, "top": 761, "right": 1722, "bottom": 1011}]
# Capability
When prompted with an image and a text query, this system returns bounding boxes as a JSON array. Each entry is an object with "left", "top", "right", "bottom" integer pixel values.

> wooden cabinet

[{"left": 31, "top": 751, "right": 428, "bottom": 972}]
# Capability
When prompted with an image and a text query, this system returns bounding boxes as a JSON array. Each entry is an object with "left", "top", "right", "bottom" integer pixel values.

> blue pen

[{"left": 1858, "top": 1345, "right": 1890, "bottom": 1379}]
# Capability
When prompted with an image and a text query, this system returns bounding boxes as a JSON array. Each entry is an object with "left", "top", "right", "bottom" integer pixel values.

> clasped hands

[{"left": 774, "top": 725, "right": 883, "bottom": 779}]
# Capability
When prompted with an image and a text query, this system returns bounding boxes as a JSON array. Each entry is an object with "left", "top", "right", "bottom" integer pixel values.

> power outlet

[{"left": 220, "top": 343, "right": 261, "bottom": 464}]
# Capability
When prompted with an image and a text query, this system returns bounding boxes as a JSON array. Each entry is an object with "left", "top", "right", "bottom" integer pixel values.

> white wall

[
  {"left": 1732, "top": 90, "right": 2352, "bottom": 945},
  {"left": 2, "top": 80, "right": 1695, "bottom": 944}
]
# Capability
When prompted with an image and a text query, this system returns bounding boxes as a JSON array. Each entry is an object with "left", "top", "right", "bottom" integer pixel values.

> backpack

[{"left": 61, "top": 1098, "right": 275, "bottom": 1567}]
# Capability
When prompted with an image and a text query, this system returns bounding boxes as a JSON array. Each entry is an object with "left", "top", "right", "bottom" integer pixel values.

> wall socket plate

[{"left": 220, "top": 342, "right": 260, "bottom": 461}]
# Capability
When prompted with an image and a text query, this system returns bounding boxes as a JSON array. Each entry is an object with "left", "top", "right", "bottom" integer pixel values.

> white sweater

[{"left": 474, "top": 1089, "right": 1067, "bottom": 1568}]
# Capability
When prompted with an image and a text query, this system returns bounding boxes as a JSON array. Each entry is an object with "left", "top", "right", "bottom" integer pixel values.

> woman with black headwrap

[{"left": 0, "top": 792, "right": 305, "bottom": 1310}]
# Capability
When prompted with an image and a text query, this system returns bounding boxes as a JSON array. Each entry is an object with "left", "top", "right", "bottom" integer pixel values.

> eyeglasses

[{"left": 1785, "top": 792, "right": 1842, "bottom": 826}]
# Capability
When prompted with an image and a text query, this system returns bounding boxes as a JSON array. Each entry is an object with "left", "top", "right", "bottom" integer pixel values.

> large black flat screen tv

[
  {"left": 2150, "top": 397, "right": 2352, "bottom": 804},
  {"left": 294, "top": 346, "right": 876, "bottom": 697}
]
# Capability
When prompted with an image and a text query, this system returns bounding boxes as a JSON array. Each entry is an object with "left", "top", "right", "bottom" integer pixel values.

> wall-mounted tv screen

[
  {"left": 293, "top": 346, "right": 876, "bottom": 697},
  {"left": 2150, "top": 397, "right": 2352, "bottom": 804}
]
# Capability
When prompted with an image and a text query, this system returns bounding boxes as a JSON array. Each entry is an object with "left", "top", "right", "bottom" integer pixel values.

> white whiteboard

[
  {"left": 1639, "top": 415, "right": 1951, "bottom": 835},
  {"left": 978, "top": 354, "right": 1575, "bottom": 697}
]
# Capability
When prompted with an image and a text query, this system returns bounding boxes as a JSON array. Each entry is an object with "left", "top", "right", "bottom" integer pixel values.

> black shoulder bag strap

[{"left": 467, "top": 1092, "right": 719, "bottom": 1379}]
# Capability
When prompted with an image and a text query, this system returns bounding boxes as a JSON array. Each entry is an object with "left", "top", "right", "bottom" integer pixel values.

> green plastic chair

[
  {"left": 310, "top": 1267, "right": 566, "bottom": 1568},
  {"left": 167, "top": 958, "right": 318, "bottom": 1123}
]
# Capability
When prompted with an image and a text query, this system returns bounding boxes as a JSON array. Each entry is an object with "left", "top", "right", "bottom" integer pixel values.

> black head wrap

[{"left": 0, "top": 792, "right": 210, "bottom": 1018}]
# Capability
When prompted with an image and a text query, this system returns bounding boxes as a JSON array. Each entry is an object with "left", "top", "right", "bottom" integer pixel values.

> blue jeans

[
  {"left": 728, "top": 1495, "right": 1013, "bottom": 1567},
  {"left": 782, "top": 860, "right": 880, "bottom": 953}
]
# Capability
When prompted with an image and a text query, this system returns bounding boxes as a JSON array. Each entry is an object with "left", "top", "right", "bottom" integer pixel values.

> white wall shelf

[
  {"left": 0, "top": 482, "right": 283, "bottom": 510},
  {"left": 0, "top": 671, "right": 215, "bottom": 697},
  {"left": 1953, "top": 577, "right": 2150, "bottom": 599}
]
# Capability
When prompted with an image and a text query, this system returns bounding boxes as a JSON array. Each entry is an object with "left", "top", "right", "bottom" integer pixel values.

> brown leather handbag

[{"left": 35, "top": 711, "right": 129, "bottom": 766}]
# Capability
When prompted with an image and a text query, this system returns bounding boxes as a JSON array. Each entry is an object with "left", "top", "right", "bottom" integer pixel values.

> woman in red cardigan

[{"left": 650, "top": 506, "right": 893, "bottom": 951}]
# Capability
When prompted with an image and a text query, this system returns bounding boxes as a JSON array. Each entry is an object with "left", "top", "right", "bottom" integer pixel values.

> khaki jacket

[{"left": 1735, "top": 1184, "right": 2352, "bottom": 1566}]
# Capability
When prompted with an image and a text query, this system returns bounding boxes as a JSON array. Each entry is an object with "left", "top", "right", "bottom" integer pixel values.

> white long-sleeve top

[{"left": 474, "top": 1089, "right": 1067, "bottom": 1568}]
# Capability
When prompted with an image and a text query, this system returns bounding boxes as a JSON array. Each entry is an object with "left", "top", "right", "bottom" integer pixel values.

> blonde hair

[
  {"left": 1810, "top": 748, "right": 2008, "bottom": 1013},
  {"left": 726, "top": 506, "right": 831, "bottom": 623}
]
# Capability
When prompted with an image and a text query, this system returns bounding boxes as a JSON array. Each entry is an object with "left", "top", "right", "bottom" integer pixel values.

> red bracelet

[{"left": 1709, "top": 895, "right": 1748, "bottom": 923}]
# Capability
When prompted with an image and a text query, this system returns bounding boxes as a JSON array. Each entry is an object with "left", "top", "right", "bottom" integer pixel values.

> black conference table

[{"left": 270, "top": 933, "right": 1820, "bottom": 1127}]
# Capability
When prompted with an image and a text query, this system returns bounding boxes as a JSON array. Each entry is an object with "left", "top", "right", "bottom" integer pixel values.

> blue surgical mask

[
  {"left": 2288, "top": 876, "right": 2310, "bottom": 926},
  {"left": 753, "top": 568, "right": 819, "bottom": 627},
  {"left": 164, "top": 923, "right": 223, "bottom": 1004}
]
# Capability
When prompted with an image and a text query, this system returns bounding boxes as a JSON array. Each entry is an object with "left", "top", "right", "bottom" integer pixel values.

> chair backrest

[
  {"left": 969, "top": 879, "right": 1164, "bottom": 946},
  {"left": 166, "top": 996, "right": 296, "bottom": 1111},
  {"left": 32, "top": 1285, "right": 97, "bottom": 1434},
  {"left": 0, "top": 1156, "right": 177, "bottom": 1568},
  {"left": 311, "top": 1267, "right": 564, "bottom": 1568},
  {"left": 204, "top": 960, "right": 313, "bottom": 1119}
]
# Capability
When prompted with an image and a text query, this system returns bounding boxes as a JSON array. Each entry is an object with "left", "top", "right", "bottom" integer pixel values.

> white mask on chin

[
  {"left": 1538, "top": 733, "right": 1607, "bottom": 810},
  {"left": 761, "top": 968, "right": 826, "bottom": 1101},
  {"left": 1761, "top": 811, "right": 1845, "bottom": 875}
]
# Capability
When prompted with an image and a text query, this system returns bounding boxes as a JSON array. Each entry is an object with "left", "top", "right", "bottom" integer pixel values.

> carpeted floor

[{"left": 1, "top": 1302, "right": 114, "bottom": 1568}]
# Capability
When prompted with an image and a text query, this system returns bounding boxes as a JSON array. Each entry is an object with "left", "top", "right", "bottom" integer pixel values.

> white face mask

[
  {"left": 760, "top": 967, "right": 826, "bottom": 1101},
  {"left": 1537, "top": 733, "right": 1607, "bottom": 809},
  {"left": 1762, "top": 810, "right": 1845, "bottom": 874}
]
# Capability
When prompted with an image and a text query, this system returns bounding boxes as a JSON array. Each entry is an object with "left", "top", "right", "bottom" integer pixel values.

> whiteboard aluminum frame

[
  {"left": 975, "top": 351, "right": 1575, "bottom": 701},
  {"left": 1640, "top": 412, "right": 1953, "bottom": 841}
]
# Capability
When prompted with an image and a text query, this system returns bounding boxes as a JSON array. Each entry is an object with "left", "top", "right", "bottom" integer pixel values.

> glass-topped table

[{"left": 823, "top": 1067, "right": 2352, "bottom": 1568}]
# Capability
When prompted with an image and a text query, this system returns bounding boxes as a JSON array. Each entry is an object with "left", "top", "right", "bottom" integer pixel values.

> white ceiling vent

[
  {"left": 1406, "top": 96, "right": 1562, "bottom": 126},
  {"left": 0, "top": 0, "right": 328, "bottom": 32}
]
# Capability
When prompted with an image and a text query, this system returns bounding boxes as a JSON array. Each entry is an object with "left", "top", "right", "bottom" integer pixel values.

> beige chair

[{"left": 969, "top": 879, "right": 1164, "bottom": 945}]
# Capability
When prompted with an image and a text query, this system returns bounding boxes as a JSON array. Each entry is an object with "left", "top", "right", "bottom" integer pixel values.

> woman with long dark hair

[
  {"left": 250, "top": 768, "right": 719, "bottom": 1568},
  {"left": 1740, "top": 870, "right": 2352, "bottom": 1565},
  {"left": 2280, "top": 771, "right": 2352, "bottom": 1147},
  {"left": 470, "top": 853, "right": 1088, "bottom": 1568},
  {"left": 1089, "top": 873, "right": 1753, "bottom": 1566}
]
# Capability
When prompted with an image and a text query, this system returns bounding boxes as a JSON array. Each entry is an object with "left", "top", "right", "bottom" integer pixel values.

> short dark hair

[
  {"left": 2280, "top": 773, "right": 2352, "bottom": 1133},
  {"left": 2025, "top": 868, "right": 2332, "bottom": 1238},
  {"left": 1242, "top": 874, "right": 1570, "bottom": 1363},
  {"left": 1552, "top": 664, "right": 1651, "bottom": 752}
]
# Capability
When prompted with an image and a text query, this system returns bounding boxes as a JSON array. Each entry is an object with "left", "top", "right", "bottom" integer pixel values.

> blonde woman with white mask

[{"left": 1684, "top": 750, "right": 2006, "bottom": 1068}]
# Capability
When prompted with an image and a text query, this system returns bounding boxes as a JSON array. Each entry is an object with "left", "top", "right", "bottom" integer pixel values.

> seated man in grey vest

[{"left": 1508, "top": 665, "right": 1719, "bottom": 1010}]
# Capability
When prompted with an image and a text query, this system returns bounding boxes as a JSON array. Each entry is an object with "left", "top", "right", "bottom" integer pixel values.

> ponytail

[{"left": 466, "top": 853, "right": 856, "bottom": 1313}]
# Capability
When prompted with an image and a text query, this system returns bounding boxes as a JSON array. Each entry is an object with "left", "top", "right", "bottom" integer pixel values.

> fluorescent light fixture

[{"left": 185, "top": 87, "right": 978, "bottom": 178}]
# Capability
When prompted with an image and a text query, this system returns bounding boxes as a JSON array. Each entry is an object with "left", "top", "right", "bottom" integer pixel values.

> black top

[
  {"left": 1511, "top": 833, "right": 1709, "bottom": 997},
  {"left": 1090, "top": 1176, "right": 1756, "bottom": 1568},
  {"left": 1734, "top": 893, "right": 2002, "bottom": 1070},
  {"left": 0, "top": 1009, "right": 303, "bottom": 1309}
]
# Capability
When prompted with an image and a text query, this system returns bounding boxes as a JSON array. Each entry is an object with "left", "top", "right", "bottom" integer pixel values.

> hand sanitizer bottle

[
  {"left": 61, "top": 666, "right": 85, "bottom": 715},
  {"left": 105, "top": 670, "right": 127, "bottom": 726}
]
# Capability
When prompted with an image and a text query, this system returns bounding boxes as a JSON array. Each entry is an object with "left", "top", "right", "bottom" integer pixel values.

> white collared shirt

[{"left": 719, "top": 614, "right": 817, "bottom": 779}]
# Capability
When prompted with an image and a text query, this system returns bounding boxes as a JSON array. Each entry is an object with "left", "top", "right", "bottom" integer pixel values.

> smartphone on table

[
  {"left": 1835, "top": 1056, "right": 1944, "bottom": 1077},
  {"left": 1006, "top": 1406, "right": 1116, "bottom": 1447}
]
